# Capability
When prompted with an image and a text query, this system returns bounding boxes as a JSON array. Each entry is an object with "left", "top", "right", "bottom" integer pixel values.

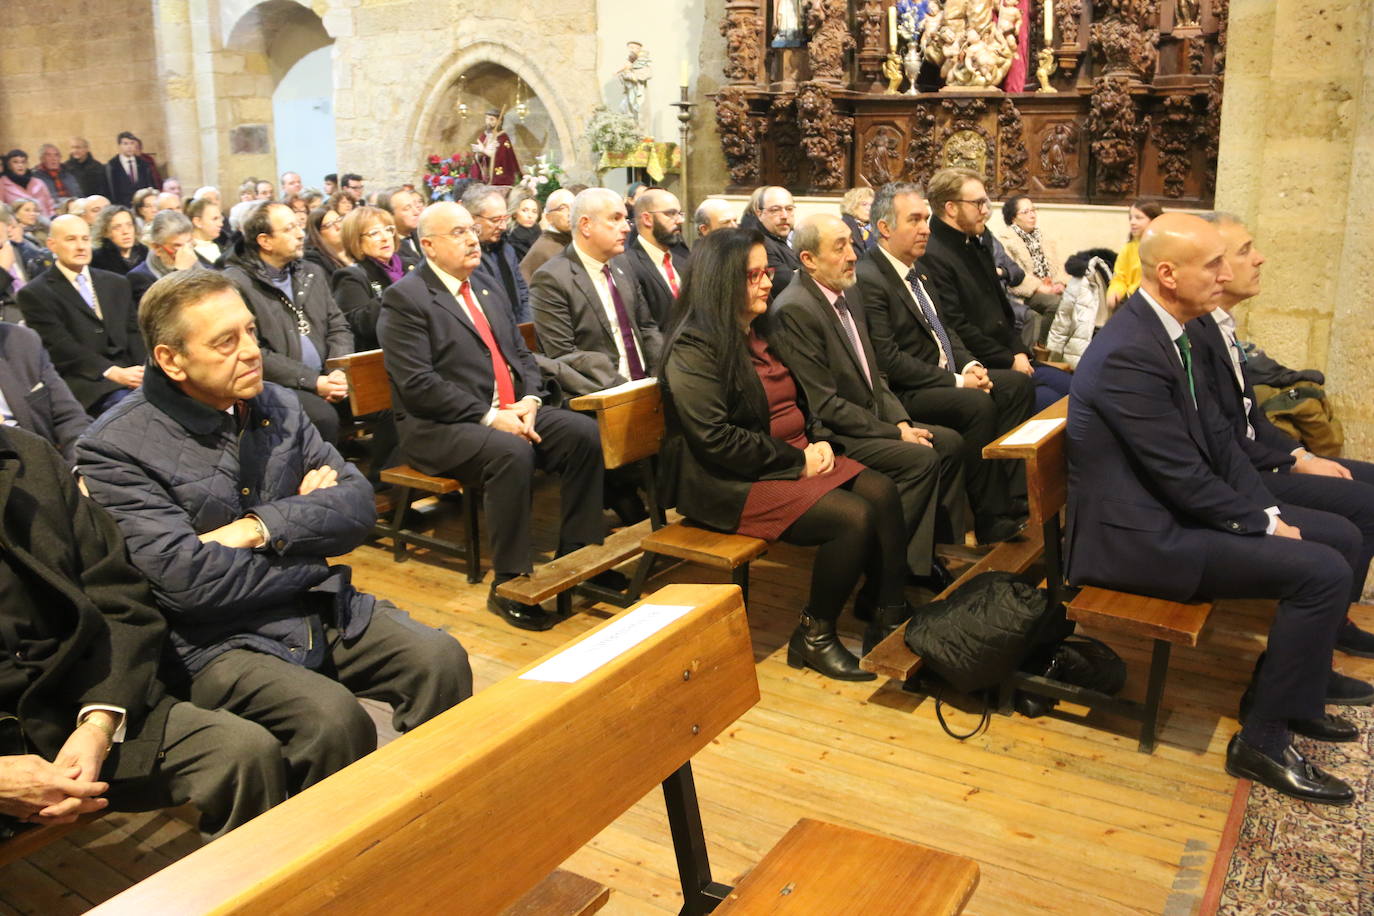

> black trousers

[
  {"left": 898, "top": 368, "right": 1034, "bottom": 520},
  {"left": 189, "top": 603, "right": 472, "bottom": 796},
  {"left": 442, "top": 406, "right": 604, "bottom": 578},
  {"left": 1193, "top": 503, "right": 1359, "bottom": 722},
  {"left": 1264, "top": 457, "right": 1374, "bottom": 603}
]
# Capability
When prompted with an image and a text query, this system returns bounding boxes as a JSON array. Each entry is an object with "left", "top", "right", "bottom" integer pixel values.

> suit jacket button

[
  {"left": 1228, "top": 521, "right": 1239, "bottom": 529},
  {"left": 241, "top": 487, "right": 251, "bottom": 496}
]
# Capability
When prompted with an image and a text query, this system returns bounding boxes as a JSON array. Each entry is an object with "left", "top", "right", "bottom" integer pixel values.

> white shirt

[
  {"left": 56, "top": 261, "right": 101, "bottom": 319},
  {"left": 427, "top": 259, "right": 537, "bottom": 426},
  {"left": 876, "top": 244, "right": 979, "bottom": 384},
  {"left": 193, "top": 238, "right": 222, "bottom": 264},
  {"left": 1211, "top": 309, "right": 1255, "bottom": 439},
  {"left": 573, "top": 241, "right": 634, "bottom": 380},
  {"left": 121, "top": 155, "right": 138, "bottom": 178},
  {"left": 1138, "top": 288, "right": 1279, "bottom": 532},
  {"left": 636, "top": 233, "right": 676, "bottom": 294}
]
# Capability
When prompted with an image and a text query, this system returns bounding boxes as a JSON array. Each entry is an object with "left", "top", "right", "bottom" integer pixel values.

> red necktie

[
  {"left": 459, "top": 281, "right": 517, "bottom": 408},
  {"left": 662, "top": 251, "right": 680, "bottom": 298},
  {"left": 126, "top": 157, "right": 135, "bottom": 182}
]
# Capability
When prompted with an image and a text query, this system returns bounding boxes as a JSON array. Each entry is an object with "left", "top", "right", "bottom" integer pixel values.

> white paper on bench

[
  {"left": 519, "top": 604, "right": 695, "bottom": 683},
  {"left": 999, "top": 417, "right": 1066, "bottom": 447},
  {"left": 590, "top": 377, "right": 658, "bottom": 398}
]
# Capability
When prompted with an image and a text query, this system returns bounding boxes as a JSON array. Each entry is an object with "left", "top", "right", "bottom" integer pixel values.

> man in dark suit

[
  {"left": 921, "top": 168, "right": 1071, "bottom": 412},
  {"left": 1187, "top": 211, "right": 1374, "bottom": 659},
  {"left": 64, "top": 137, "right": 111, "bottom": 201},
  {"left": 859, "top": 182, "right": 1034, "bottom": 544},
  {"left": 462, "top": 184, "right": 530, "bottom": 323},
  {"left": 104, "top": 132, "right": 157, "bottom": 207},
  {"left": 380, "top": 186, "right": 425, "bottom": 266},
  {"left": 1068, "top": 213, "right": 1369, "bottom": 804},
  {"left": 0, "top": 322, "right": 90, "bottom": 463},
  {"left": 770, "top": 212, "right": 960, "bottom": 584},
  {"left": 623, "top": 188, "right": 690, "bottom": 328},
  {"left": 530, "top": 188, "right": 663, "bottom": 398},
  {"left": 756, "top": 186, "right": 802, "bottom": 302},
  {"left": 16, "top": 215, "right": 145, "bottom": 416},
  {"left": 378, "top": 202, "right": 606, "bottom": 632}
]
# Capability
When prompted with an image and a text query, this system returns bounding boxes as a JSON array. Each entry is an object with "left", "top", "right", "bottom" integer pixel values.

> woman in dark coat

[
  {"left": 330, "top": 206, "right": 416, "bottom": 351},
  {"left": 660, "top": 228, "right": 911, "bottom": 680},
  {"left": 89, "top": 206, "right": 147, "bottom": 275}
]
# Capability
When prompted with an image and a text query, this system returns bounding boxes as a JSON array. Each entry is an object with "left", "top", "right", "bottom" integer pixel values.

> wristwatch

[{"left": 247, "top": 514, "right": 269, "bottom": 549}]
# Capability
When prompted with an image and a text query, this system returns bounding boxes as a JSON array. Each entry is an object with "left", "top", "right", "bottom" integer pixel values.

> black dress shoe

[
  {"left": 487, "top": 590, "right": 559, "bottom": 631},
  {"left": 586, "top": 568, "right": 631, "bottom": 592},
  {"left": 1239, "top": 687, "right": 1361, "bottom": 743},
  {"left": 862, "top": 602, "right": 915, "bottom": 656},
  {"left": 1327, "top": 669, "right": 1374, "bottom": 705},
  {"left": 974, "top": 515, "right": 1025, "bottom": 545},
  {"left": 1225, "top": 733, "right": 1355, "bottom": 805},
  {"left": 786, "top": 611, "right": 876, "bottom": 681},
  {"left": 1336, "top": 619, "right": 1374, "bottom": 659},
  {"left": 908, "top": 557, "right": 955, "bottom": 593}
]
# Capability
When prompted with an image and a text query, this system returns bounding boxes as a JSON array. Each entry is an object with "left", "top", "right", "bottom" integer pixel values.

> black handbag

[{"left": 1015, "top": 636, "right": 1128, "bottom": 718}]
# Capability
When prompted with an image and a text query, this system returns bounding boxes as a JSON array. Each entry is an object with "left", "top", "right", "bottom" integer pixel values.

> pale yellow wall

[{"left": 0, "top": 0, "right": 169, "bottom": 176}]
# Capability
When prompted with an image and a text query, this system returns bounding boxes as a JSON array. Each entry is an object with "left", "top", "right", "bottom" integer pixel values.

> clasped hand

[
  {"left": 490, "top": 399, "right": 540, "bottom": 443},
  {"left": 802, "top": 441, "right": 834, "bottom": 478}
]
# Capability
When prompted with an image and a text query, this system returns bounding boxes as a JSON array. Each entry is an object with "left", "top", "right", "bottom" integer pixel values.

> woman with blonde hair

[
  {"left": 840, "top": 186, "right": 875, "bottom": 259},
  {"left": 330, "top": 205, "right": 409, "bottom": 350}
]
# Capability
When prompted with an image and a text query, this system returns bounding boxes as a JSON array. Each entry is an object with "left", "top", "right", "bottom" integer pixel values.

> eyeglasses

[
  {"left": 763, "top": 205, "right": 795, "bottom": 215},
  {"left": 321, "top": 218, "right": 342, "bottom": 230},
  {"left": 746, "top": 266, "right": 776, "bottom": 285},
  {"left": 1017, "top": 207, "right": 1037, "bottom": 215},
  {"left": 545, "top": 204, "right": 569, "bottom": 214},
  {"left": 425, "top": 225, "right": 479, "bottom": 240},
  {"left": 956, "top": 199, "right": 992, "bottom": 211},
  {"left": 363, "top": 226, "right": 397, "bottom": 241},
  {"left": 475, "top": 213, "right": 508, "bottom": 225}
]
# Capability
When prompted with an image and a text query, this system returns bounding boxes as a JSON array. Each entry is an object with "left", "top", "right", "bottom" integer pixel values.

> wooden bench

[
  {"left": 327, "top": 350, "right": 483, "bottom": 583},
  {"left": 863, "top": 397, "right": 1214, "bottom": 753},
  {"left": 498, "top": 380, "right": 769, "bottom": 614},
  {"left": 86, "top": 584, "right": 979, "bottom": 916}
]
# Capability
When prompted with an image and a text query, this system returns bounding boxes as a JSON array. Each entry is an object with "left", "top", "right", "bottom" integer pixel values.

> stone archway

[{"left": 406, "top": 42, "right": 581, "bottom": 185}]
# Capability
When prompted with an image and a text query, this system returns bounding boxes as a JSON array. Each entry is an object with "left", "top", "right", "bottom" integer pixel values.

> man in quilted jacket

[{"left": 75, "top": 269, "right": 472, "bottom": 795}]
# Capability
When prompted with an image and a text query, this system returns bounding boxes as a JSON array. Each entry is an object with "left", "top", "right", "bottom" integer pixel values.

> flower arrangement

[
  {"left": 584, "top": 106, "right": 645, "bottom": 156},
  {"left": 422, "top": 151, "right": 478, "bottom": 201},
  {"left": 516, "top": 155, "right": 566, "bottom": 208}
]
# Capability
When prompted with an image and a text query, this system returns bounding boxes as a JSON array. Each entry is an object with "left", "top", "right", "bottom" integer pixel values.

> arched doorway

[{"left": 424, "top": 62, "right": 557, "bottom": 184}]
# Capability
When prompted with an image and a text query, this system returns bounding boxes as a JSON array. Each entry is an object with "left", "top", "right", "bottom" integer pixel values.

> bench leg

[
  {"left": 624, "top": 551, "right": 658, "bottom": 603},
  {"left": 1042, "top": 512, "right": 1063, "bottom": 614},
  {"left": 661, "top": 763, "right": 731, "bottom": 915},
  {"left": 1139, "top": 639, "right": 1172, "bottom": 754},
  {"left": 464, "top": 485, "right": 482, "bottom": 584},
  {"left": 391, "top": 487, "right": 413, "bottom": 563},
  {"left": 732, "top": 564, "right": 750, "bottom": 607}
]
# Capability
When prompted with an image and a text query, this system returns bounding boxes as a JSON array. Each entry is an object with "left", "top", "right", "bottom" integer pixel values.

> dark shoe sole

[
  {"left": 487, "top": 597, "right": 559, "bottom": 632},
  {"left": 785, "top": 646, "right": 877, "bottom": 681},
  {"left": 1225, "top": 759, "right": 1356, "bottom": 806},
  {"left": 1335, "top": 641, "right": 1374, "bottom": 659}
]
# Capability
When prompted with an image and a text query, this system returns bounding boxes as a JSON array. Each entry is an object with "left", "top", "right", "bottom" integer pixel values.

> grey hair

[
  {"left": 571, "top": 187, "right": 622, "bottom": 226},
  {"left": 459, "top": 183, "right": 503, "bottom": 215},
  {"left": 149, "top": 209, "right": 193, "bottom": 245},
  {"left": 870, "top": 182, "right": 925, "bottom": 234},
  {"left": 791, "top": 219, "right": 822, "bottom": 257}
]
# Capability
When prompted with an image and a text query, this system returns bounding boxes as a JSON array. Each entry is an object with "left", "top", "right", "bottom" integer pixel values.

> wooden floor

[{"left": 6, "top": 487, "right": 1374, "bottom": 916}]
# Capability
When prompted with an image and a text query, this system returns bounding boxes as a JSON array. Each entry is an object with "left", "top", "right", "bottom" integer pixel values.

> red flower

[
  {"left": 428, "top": 154, "right": 441, "bottom": 164},
  {"left": 440, "top": 163, "right": 450, "bottom": 175}
]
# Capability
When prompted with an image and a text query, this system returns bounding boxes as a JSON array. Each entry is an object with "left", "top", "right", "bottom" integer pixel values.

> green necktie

[{"left": 1175, "top": 333, "right": 1196, "bottom": 405}]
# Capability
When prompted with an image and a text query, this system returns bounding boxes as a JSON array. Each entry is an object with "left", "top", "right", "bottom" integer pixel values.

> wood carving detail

[
  {"left": 714, "top": 88, "right": 760, "bottom": 186},
  {"left": 770, "top": 94, "right": 803, "bottom": 188},
  {"left": 796, "top": 81, "right": 852, "bottom": 189},
  {"left": 1056, "top": 0, "right": 1083, "bottom": 46},
  {"left": 1039, "top": 121, "right": 1079, "bottom": 188},
  {"left": 1090, "top": 0, "right": 1158, "bottom": 81},
  {"left": 997, "top": 99, "right": 1029, "bottom": 195},
  {"left": 862, "top": 125, "right": 904, "bottom": 187},
  {"left": 1086, "top": 76, "right": 1141, "bottom": 195},
  {"left": 721, "top": 3, "right": 765, "bottom": 86},
  {"left": 938, "top": 99, "right": 995, "bottom": 184},
  {"left": 804, "top": 0, "right": 855, "bottom": 86},
  {"left": 1153, "top": 93, "right": 1196, "bottom": 198},
  {"left": 904, "top": 104, "right": 941, "bottom": 188}
]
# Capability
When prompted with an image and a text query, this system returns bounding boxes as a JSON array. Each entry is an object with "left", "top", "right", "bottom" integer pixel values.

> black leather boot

[
  {"left": 786, "top": 611, "right": 875, "bottom": 681},
  {"left": 862, "top": 602, "right": 915, "bottom": 657}
]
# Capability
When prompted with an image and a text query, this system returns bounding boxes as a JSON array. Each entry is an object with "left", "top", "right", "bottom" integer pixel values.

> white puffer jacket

[{"left": 1046, "top": 256, "right": 1112, "bottom": 368}]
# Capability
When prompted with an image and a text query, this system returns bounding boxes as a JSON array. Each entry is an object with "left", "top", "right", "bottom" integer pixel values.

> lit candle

[
  {"left": 1044, "top": 0, "right": 1053, "bottom": 44},
  {"left": 680, "top": 58, "right": 689, "bottom": 88},
  {"left": 889, "top": 6, "right": 898, "bottom": 47}
]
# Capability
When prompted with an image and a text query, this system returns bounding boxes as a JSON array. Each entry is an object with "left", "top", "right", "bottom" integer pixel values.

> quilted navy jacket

[{"left": 75, "top": 367, "right": 376, "bottom": 677}]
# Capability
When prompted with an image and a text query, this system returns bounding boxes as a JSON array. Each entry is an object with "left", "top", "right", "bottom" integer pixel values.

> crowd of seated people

[{"left": 3, "top": 126, "right": 1374, "bottom": 855}]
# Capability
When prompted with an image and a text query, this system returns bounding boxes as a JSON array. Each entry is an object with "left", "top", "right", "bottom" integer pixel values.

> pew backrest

[{"left": 324, "top": 349, "right": 391, "bottom": 416}]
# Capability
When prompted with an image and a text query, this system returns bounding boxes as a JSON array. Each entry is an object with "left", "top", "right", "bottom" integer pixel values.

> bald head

[
  {"left": 572, "top": 188, "right": 629, "bottom": 261},
  {"left": 794, "top": 213, "right": 857, "bottom": 292},
  {"left": 47, "top": 215, "right": 93, "bottom": 271},
  {"left": 1138, "top": 212, "right": 1233, "bottom": 321},
  {"left": 417, "top": 201, "right": 480, "bottom": 279},
  {"left": 636, "top": 188, "right": 684, "bottom": 247},
  {"left": 417, "top": 200, "right": 467, "bottom": 239},
  {"left": 694, "top": 198, "right": 739, "bottom": 236},
  {"left": 81, "top": 195, "right": 109, "bottom": 225},
  {"left": 543, "top": 188, "right": 574, "bottom": 233}
]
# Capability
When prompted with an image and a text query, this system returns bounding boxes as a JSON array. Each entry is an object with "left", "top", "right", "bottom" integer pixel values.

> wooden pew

[
  {"left": 497, "top": 381, "right": 768, "bottom": 615},
  {"left": 86, "top": 584, "right": 979, "bottom": 916},
  {"left": 326, "top": 350, "right": 483, "bottom": 582},
  {"left": 862, "top": 397, "right": 1214, "bottom": 753}
]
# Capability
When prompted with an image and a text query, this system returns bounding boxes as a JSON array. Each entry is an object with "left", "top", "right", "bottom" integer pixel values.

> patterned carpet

[{"left": 1203, "top": 706, "right": 1374, "bottom": 915}]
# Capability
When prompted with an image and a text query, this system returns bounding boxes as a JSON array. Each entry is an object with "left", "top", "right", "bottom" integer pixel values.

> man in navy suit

[
  {"left": 104, "top": 132, "right": 157, "bottom": 207},
  {"left": 1187, "top": 212, "right": 1374, "bottom": 660},
  {"left": 1067, "top": 213, "right": 1369, "bottom": 805},
  {"left": 377, "top": 202, "right": 605, "bottom": 633},
  {"left": 623, "top": 187, "right": 690, "bottom": 328}
]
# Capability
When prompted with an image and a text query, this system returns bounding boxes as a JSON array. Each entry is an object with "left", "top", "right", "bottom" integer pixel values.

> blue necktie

[
  {"left": 905, "top": 269, "right": 954, "bottom": 369},
  {"left": 75, "top": 271, "right": 97, "bottom": 313}
]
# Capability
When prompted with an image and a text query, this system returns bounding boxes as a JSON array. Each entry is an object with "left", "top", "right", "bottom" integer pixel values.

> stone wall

[
  {"left": 1216, "top": 0, "right": 1374, "bottom": 458},
  {"left": 0, "top": 0, "right": 169, "bottom": 176}
]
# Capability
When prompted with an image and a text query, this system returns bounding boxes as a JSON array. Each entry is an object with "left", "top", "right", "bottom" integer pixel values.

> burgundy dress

[{"left": 736, "top": 331, "right": 864, "bottom": 540}]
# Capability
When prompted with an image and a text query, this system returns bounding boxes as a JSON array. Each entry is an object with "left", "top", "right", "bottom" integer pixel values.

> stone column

[{"left": 1215, "top": 0, "right": 1374, "bottom": 455}]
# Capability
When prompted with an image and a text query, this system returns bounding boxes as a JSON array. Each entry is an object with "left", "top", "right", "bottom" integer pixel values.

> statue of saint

[
  {"left": 617, "top": 41, "right": 653, "bottom": 124},
  {"left": 468, "top": 109, "right": 521, "bottom": 186},
  {"left": 772, "top": 0, "right": 804, "bottom": 47}
]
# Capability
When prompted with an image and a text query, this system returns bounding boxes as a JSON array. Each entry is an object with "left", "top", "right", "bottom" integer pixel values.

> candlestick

[{"left": 888, "top": 6, "right": 898, "bottom": 47}]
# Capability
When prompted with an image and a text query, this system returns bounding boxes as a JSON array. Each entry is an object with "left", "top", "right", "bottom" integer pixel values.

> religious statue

[
  {"left": 1039, "top": 122, "right": 1076, "bottom": 187},
  {"left": 1175, "top": 0, "right": 1200, "bottom": 27},
  {"left": 1035, "top": 48, "right": 1057, "bottom": 91},
  {"left": 862, "top": 127, "right": 903, "bottom": 186},
  {"left": 883, "top": 52, "right": 904, "bottom": 93},
  {"left": 468, "top": 109, "right": 520, "bottom": 186},
  {"left": 922, "top": 0, "right": 1021, "bottom": 89},
  {"left": 617, "top": 41, "right": 653, "bottom": 124},
  {"left": 772, "top": 0, "right": 804, "bottom": 47}
]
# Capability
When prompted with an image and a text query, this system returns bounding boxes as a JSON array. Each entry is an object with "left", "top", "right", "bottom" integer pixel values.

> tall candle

[
  {"left": 1044, "top": 0, "right": 1053, "bottom": 44},
  {"left": 680, "top": 58, "right": 689, "bottom": 87},
  {"left": 889, "top": 5, "right": 898, "bottom": 47}
]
